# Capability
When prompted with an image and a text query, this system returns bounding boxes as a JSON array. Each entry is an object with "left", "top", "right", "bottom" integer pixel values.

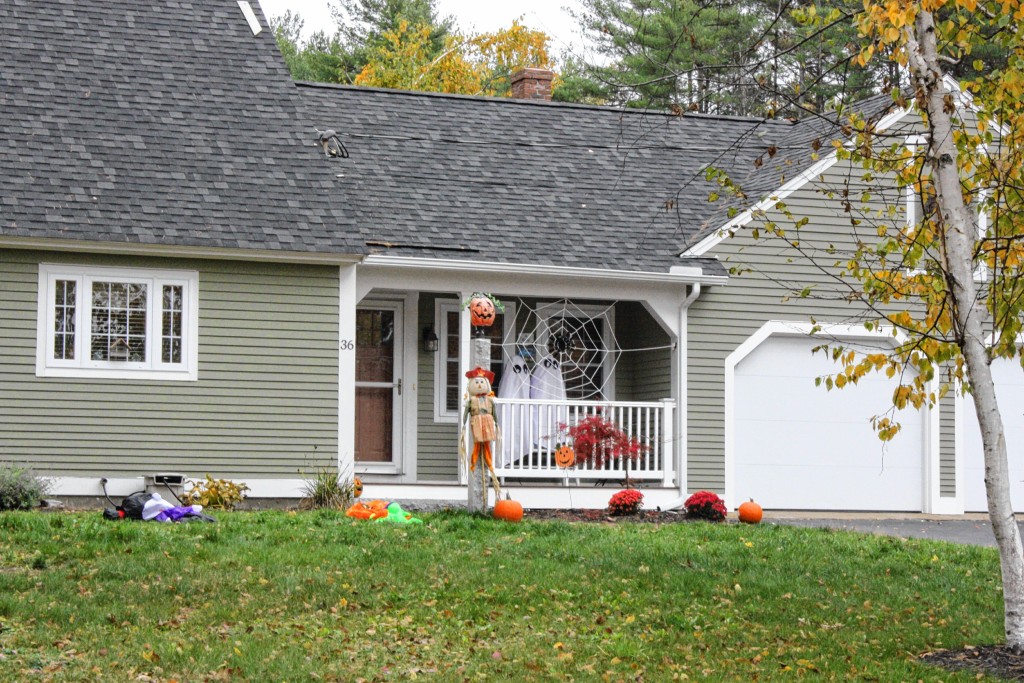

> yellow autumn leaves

[{"left": 354, "top": 19, "right": 553, "bottom": 96}]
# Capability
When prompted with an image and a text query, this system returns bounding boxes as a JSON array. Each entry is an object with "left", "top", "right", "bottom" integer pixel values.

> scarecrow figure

[{"left": 463, "top": 366, "right": 498, "bottom": 472}]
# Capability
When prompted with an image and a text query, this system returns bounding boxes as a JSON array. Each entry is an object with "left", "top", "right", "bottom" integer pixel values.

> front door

[{"left": 355, "top": 303, "right": 403, "bottom": 467}]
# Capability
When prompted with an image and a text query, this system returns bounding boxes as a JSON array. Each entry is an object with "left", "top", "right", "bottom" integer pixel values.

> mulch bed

[
  {"left": 524, "top": 508, "right": 694, "bottom": 524},
  {"left": 921, "top": 646, "right": 1024, "bottom": 680}
]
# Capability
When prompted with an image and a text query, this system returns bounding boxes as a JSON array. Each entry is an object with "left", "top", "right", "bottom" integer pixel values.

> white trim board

[
  {"left": 361, "top": 254, "right": 727, "bottom": 287},
  {"left": 723, "top": 320, "right": 951, "bottom": 513},
  {"left": 46, "top": 477, "right": 686, "bottom": 510}
]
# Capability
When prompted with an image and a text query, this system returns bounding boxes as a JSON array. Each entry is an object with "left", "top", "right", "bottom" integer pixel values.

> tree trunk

[{"left": 906, "top": 10, "right": 1024, "bottom": 651}]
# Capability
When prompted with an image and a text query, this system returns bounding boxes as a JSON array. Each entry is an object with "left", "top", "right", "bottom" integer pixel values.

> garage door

[
  {"left": 963, "top": 359, "right": 1024, "bottom": 512},
  {"left": 734, "top": 335, "right": 924, "bottom": 511}
]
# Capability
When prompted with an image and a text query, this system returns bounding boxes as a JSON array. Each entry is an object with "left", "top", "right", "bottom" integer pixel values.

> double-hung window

[{"left": 37, "top": 264, "right": 199, "bottom": 380}]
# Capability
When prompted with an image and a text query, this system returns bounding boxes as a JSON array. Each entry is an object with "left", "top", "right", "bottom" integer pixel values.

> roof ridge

[{"left": 295, "top": 80, "right": 796, "bottom": 126}]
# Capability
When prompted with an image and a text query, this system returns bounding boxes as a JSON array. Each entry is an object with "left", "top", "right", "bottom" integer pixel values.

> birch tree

[
  {"left": 732, "top": 0, "right": 1024, "bottom": 648},
  {"left": 860, "top": 0, "right": 1024, "bottom": 649}
]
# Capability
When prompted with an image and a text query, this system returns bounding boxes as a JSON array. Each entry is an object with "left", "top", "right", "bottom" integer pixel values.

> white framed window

[
  {"left": 36, "top": 264, "right": 199, "bottom": 381},
  {"left": 433, "top": 299, "right": 515, "bottom": 423}
]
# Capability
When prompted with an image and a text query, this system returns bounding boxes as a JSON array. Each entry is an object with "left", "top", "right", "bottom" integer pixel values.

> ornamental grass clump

[
  {"left": 608, "top": 489, "right": 644, "bottom": 516},
  {"left": 684, "top": 490, "right": 727, "bottom": 522},
  {"left": 0, "top": 463, "right": 51, "bottom": 511},
  {"left": 299, "top": 467, "right": 354, "bottom": 510}
]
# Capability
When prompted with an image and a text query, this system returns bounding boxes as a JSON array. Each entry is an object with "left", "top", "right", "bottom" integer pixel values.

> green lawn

[{"left": 0, "top": 510, "right": 1006, "bottom": 681}]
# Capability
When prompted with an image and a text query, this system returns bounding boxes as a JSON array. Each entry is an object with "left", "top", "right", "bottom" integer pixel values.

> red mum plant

[
  {"left": 608, "top": 489, "right": 644, "bottom": 516},
  {"left": 562, "top": 414, "right": 649, "bottom": 485},
  {"left": 684, "top": 490, "right": 727, "bottom": 522}
]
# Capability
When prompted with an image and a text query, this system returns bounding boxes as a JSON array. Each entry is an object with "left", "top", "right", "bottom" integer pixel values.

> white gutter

[
  {"left": 666, "top": 282, "right": 702, "bottom": 511},
  {"left": 0, "top": 237, "right": 364, "bottom": 265},
  {"left": 362, "top": 254, "right": 728, "bottom": 286}
]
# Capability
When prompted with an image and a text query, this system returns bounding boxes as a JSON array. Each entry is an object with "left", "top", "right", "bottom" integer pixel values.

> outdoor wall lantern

[{"left": 422, "top": 326, "right": 439, "bottom": 353}]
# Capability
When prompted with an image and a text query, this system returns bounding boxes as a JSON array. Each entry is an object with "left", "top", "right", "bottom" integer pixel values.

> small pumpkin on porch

[
  {"left": 493, "top": 495, "right": 524, "bottom": 523},
  {"left": 554, "top": 443, "right": 576, "bottom": 468},
  {"left": 738, "top": 498, "right": 763, "bottom": 524},
  {"left": 353, "top": 477, "right": 363, "bottom": 498}
]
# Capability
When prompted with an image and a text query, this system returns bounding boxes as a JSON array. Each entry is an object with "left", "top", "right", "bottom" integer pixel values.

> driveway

[{"left": 768, "top": 513, "right": 1023, "bottom": 548}]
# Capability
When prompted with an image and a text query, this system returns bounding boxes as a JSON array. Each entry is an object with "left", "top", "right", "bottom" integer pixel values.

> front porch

[{"left": 342, "top": 256, "right": 716, "bottom": 508}]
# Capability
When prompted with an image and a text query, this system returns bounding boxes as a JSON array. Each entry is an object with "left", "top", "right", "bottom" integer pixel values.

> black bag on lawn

[{"left": 119, "top": 492, "right": 149, "bottom": 520}]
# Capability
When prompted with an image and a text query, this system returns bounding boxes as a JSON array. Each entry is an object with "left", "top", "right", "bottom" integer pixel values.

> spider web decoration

[{"left": 491, "top": 299, "right": 673, "bottom": 401}]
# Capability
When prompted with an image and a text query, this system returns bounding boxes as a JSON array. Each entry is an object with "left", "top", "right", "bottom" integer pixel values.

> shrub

[
  {"left": 183, "top": 475, "right": 249, "bottom": 510},
  {"left": 299, "top": 467, "right": 354, "bottom": 510},
  {"left": 608, "top": 489, "right": 644, "bottom": 516},
  {"left": 684, "top": 490, "right": 727, "bottom": 522},
  {"left": 562, "top": 414, "right": 648, "bottom": 484},
  {"left": 0, "top": 463, "right": 52, "bottom": 511}
]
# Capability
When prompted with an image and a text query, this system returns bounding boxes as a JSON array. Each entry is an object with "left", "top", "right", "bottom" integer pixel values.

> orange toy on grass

[{"left": 346, "top": 499, "right": 389, "bottom": 520}]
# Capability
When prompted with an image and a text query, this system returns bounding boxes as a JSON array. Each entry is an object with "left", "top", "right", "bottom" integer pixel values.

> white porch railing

[{"left": 490, "top": 398, "right": 675, "bottom": 485}]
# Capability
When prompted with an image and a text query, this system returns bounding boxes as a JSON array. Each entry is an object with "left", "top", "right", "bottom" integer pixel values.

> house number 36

[{"left": 340, "top": 339, "right": 354, "bottom": 350}]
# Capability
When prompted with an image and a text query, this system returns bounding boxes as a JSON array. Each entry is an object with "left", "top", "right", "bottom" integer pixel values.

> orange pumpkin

[
  {"left": 554, "top": 444, "right": 576, "bottom": 468},
  {"left": 493, "top": 497, "right": 523, "bottom": 522},
  {"left": 738, "top": 499, "right": 763, "bottom": 524},
  {"left": 353, "top": 477, "right": 363, "bottom": 498},
  {"left": 469, "top": 295, "right": 496, "bottom": 327}
]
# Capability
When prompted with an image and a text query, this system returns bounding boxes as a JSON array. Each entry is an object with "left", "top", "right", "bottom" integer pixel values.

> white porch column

[
  {"left": 338, "top": 264, "right": 357, "bottom": 483},
  {"left": 458, "top": 292, "right": 472, "bottom": 487}
]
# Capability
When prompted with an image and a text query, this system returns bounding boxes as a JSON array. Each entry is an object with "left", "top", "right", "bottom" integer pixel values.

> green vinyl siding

[
  {"left": 616, "top": 301, "right": 672, "bottom": 401},
  {"left": 690, "top": 154, "right": 956, "bottom": 499},
  {"left": 0, "top": 250, "right": 339, "bottom": 479},
  {"left": 416, "top": 293, "right": 459, "bottom": 482}
]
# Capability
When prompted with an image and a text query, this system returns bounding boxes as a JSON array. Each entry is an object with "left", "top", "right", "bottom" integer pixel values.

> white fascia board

[
  {"left": 681, "top": 151, "right": 840, "bottom": 257},
  {"left": 360, "top": 254, "right": 728, "bottom": 286},
  {"left": 683, "top": 105, "right": 915, "bottom": 259},
  {"left": 0, "top": 237, "right": 362, "bottom": 265}
]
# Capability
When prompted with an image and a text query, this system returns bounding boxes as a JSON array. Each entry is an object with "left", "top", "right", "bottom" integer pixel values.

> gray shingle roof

[
  {"left": 0, "top": 0, "right": 364, "bottom": 256},
  {"left": 299, "top": 83, "right": 795, "bottom": 274},
  {"left": 4, "top": 0, "right": 894, "bottom": 277}
]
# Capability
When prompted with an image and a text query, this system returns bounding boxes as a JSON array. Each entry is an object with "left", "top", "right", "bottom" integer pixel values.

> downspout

[{"left": 664, "top": 283, "right": 700, "bottom": 511}]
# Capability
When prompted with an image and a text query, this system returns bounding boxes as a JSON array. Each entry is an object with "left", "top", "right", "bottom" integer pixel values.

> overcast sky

[{"left": 258, "top": 0, "right": 590, "bottom": 57}]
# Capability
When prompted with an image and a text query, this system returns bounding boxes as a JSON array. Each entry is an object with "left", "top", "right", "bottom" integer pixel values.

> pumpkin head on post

[{"left": 463, "top": 292, "right": 505, "bottom": 329}]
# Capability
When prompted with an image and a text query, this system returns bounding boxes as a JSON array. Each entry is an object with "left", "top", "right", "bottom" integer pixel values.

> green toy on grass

[{"left": 375, "top": 502, "right": 423, "bottom": 525}]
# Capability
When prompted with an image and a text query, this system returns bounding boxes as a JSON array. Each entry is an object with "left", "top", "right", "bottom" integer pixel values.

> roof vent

[{"left": 237, "top": 1, "right": 263, "bottom": 36}]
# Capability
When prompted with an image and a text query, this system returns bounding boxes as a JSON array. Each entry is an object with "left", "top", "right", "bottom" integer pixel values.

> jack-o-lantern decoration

[
  {"left": 353, "top": 477, "right": 363, "bottom": 498},
  {"left": 554, "top": 444, "right": 576, "bottom": 468},
  {"left": 469, "top": 295, "right": 496, "bottom": 327}
]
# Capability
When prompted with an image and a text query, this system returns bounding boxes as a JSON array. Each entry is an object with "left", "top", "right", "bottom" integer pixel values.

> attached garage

[
  {"left": 962, "top": 359, "right": 1024, "bottom": 512},
  {"left": 730, "top": 333, "right": 925, "bottom": 511}
]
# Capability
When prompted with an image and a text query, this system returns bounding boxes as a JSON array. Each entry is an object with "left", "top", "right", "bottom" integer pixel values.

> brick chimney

[{"left": 510, "top": 68, "right": 554, "bottom": 101}]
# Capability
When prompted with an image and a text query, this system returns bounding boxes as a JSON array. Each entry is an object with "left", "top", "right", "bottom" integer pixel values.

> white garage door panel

[
  {"left": 735, "top": 336, "right": 923, "bottom": 511},
  {"left": 963, "top": 359, "right": 1024, "bottom": 512}
]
